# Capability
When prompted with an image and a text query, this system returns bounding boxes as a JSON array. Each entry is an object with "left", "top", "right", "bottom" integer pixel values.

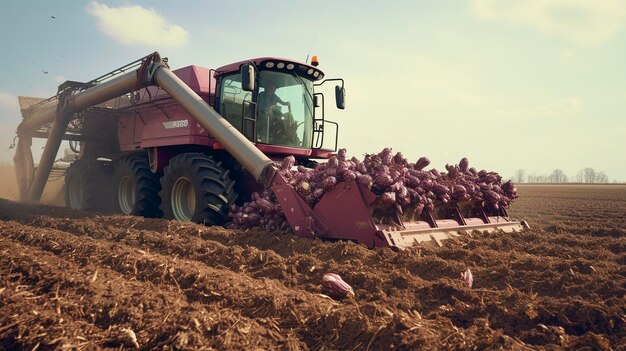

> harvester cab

[{"left": 214, "top": 58, "right": 345, "bottom": 153}]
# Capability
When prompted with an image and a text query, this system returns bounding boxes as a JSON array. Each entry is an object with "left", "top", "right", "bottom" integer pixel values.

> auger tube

[
  {"left": 22, "top": 70, "right": 141, "bottom": 202},
  {"left": 17, "top": 71, "right": 139, "bottom": 136}
]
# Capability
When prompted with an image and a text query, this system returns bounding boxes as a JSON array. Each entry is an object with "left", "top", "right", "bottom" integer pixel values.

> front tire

[
  {"left": 112, "top": 155, "right": 161, "bottom": 217},
  {"left": 65, "top": 160, "right": 111, "bottom": 211},
  {"left": 160, "top": 153, "right": 237, "bottom": 225}
]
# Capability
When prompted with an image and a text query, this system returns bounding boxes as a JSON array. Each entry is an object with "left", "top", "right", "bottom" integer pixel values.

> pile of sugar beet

[{"left": 229, "top": 148, "right": 518, "bottom": 231}]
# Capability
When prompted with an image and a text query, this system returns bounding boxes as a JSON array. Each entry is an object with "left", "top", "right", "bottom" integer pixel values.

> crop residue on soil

[{"left": 0, "top": 184, "right": 625, "bottom": 350}]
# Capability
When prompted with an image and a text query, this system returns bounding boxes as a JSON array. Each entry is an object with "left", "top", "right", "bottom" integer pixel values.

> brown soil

[{"left": 0, "top": 184, "right": 624, "bottom": 350}]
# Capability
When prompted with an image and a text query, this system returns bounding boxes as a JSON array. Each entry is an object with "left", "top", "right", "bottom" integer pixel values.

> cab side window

[{"left": 219, "top": 74, "right": 252, "bottom": 134}]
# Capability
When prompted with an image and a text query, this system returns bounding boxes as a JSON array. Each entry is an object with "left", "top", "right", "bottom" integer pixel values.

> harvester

[{"left": 13, "top": 52, "right": 526, "bottom": 249}]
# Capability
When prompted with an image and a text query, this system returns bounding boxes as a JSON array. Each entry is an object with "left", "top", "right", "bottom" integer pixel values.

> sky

[{"left": 0, "top": 0, "right": 625, "bottom": 181}]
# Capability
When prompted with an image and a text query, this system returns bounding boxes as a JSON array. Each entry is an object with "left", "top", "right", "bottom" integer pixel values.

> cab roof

[{"left": 215, "top": 57, "right": 325, "bottom": 81}]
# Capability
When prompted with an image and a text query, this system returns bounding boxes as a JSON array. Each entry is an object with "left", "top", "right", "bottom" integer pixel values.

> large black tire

[
  {"left": 112, "top": 155, "right": 161, "bottom": 217},
  {"left": 65, "top": 160, "right": 112, "bottom": 211},
  {"left": 160, "top": 153, "right": 237, "bottom": 225}
]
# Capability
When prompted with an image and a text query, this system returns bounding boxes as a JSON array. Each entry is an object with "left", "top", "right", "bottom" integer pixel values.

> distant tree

[
  {"left": 575, "top": 167, "right": 611, "bottom": 183},
  {"left": 550, "top": 169, "right": 567, "bottom": 183},
  {"left": 574, "top": 170, "right": 583, "bottom": 183},
  {"left": 514, "top": 169, "right": 526, "bottom": 183},
  {"left": 596, "top": 172, "right": 609, "bottom": 183},
  {"left": 582, "top": 167, "right": 596, "bottom": 183}
]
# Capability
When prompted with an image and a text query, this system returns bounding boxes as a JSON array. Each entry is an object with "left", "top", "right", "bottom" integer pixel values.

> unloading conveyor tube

[{"left": 18, "top": 54, "right": 276, "bottom": 203}]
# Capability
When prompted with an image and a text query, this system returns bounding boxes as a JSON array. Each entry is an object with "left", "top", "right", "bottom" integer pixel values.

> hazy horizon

[{"left": 1, "top": 1, "right": 625, "bottom": 182}]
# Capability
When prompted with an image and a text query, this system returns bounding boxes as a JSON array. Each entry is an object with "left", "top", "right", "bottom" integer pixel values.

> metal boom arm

[{"left": 16, "top": 53, "right": 276, "bottom": 203}]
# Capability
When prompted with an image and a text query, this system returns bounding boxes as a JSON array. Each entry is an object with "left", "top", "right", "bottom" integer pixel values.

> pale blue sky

[{"left": 1, "top": 1, "right": 625, "bottom": 181}]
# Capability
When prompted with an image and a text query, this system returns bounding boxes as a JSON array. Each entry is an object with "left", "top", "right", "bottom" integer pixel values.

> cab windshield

[{"left": 256, "top": 71, "right": 313, "bottom": 148}]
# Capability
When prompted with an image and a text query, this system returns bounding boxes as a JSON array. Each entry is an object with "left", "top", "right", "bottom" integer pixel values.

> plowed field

[{"left": 1, "top": 185, "right": 624, "bottom": 350}]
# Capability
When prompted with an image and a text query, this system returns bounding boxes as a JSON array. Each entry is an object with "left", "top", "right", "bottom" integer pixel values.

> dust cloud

[{"left": 0, "top": 165, "right": 65, "bottom": 206}]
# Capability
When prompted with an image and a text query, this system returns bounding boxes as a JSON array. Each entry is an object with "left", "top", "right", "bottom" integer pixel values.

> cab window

[
  {"left": 219, "top": 73, "right": 252, "bottom": 133},
  {"left": 256, "top": 71, "right": 313, "bottom": 148}
]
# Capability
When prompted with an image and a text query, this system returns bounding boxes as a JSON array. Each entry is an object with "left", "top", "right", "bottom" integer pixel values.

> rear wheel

[
  {"left": 64, "top": 160, "right": 111, "bottom": 210},
  {"left": 112, "top": 155, "right": 161, "bottom": 217},
  {"left": 160, "top": 153, "right": 237, "bottom": 225}
]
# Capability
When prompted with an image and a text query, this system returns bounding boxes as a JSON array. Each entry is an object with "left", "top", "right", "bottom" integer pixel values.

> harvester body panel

[{"left": 116, "top": 65, "right": 214, "bottom": 152}]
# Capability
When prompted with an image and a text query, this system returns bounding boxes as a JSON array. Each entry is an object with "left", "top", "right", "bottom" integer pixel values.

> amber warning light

[{"left": 311, "top": 56, "right": 319, "bottom": 67}]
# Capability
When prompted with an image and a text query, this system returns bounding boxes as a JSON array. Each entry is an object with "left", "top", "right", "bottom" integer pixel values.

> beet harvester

[{"left": 13, "top": 52, "right": 527, "bottom": 249}]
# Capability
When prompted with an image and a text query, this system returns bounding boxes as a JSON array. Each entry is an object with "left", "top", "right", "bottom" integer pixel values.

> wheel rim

[
  {"left": 68, "top": 178, "right": 83, "bottom": 209},
  {"left": 118, "top": 176, "right": 135, "bottom": 214},
  {"left": 171, "top": 177, "right": 195, "bottom": 221}
]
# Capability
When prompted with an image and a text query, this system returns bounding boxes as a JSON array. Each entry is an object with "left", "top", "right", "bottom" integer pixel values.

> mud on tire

[
  {"left": 160, "top": 153, "right": 237, "bottom": 225},
  {"left": 65, "top": 160, "right": 112, "bottom": 211},
  {"left": 112, "top": 155, "right": 161, "bottom": 217}
]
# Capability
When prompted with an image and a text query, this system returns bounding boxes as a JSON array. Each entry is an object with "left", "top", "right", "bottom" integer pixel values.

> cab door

[{"left": 216, "top": 73, "right": 255, "bottom": 141}]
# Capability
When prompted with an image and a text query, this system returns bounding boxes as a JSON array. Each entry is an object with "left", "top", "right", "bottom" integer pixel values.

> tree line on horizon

[{"left": 511, "top": 168, "right": 615, "bottom": 184}]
